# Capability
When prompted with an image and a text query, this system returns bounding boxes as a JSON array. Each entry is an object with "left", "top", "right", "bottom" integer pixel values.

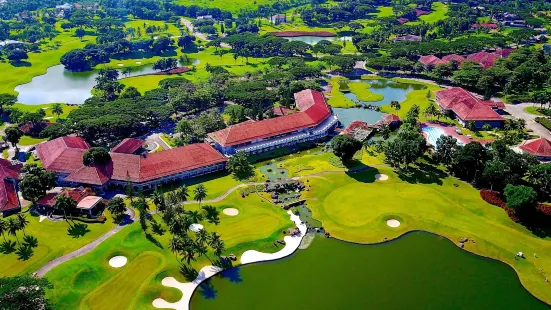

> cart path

[{"left": 35, "top": 207, "right": 136, "bottom": 278}]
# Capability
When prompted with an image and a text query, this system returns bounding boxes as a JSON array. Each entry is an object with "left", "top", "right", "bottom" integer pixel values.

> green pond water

[
  {"left": 191, "top": 232, "right": 549, "bottom": 310},
  {"left": 335, "top": 78, "right": 426, "bottom": 127},
  {"left": 281, "top": 35, "right": 351, "bottom": 45}
]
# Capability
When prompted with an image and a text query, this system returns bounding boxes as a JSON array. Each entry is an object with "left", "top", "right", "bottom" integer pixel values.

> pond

[
  {"left": 15, "top": 59, "right": 200, "bottom": 105},
  {"left": 191, "top": 232, "right": 549, "bottom": 310},
  {"left": 334, "top": 78, "right": 426, "bottom": 127},
  {"left": 281, "top": 36, "right": 351, "bottom": 45}
]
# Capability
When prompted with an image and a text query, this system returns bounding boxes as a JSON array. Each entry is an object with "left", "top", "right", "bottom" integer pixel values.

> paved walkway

[
  {"left": 504, "top": 102, "right": 551, "bottom": 141},
  {"left": 35, "top": 207, "right": 136, "bottom": 278}
]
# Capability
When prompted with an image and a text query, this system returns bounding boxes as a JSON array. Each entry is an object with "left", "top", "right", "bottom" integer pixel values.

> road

[{"left": 503, "top": 102, "right": 551, "bottom": 141}]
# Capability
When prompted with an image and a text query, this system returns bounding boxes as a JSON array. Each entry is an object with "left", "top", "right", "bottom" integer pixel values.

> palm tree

[
  {"left": 201, "top": 205, "right": 220, "bottom": 225},
  {"left": 212, "top": 239, "right": 225, "bottom": 257},
  {"left": 194, "top": 241, "right": 209, "bottom": 261},
  {"left": 176, "top": 185, "right": 190, "bottom": 202},
  {"left": 152, "top": 187, "right": 166, "bottom": 212},
  {"left": 169, "top": 236, "right": 183, "bottom": 256},
  {"left": 196, "top": 228, "right": 208, "bottom": 245},
  {"left": 16, "top": 214, "right": 29, "bottom": 235},
  {"left": 122, "top": 67, "right": 132, "bottom": 77},
  {"left": 131, "top": 195, "right": 150, "bottom": 232},
  {"left": 180, "top": 244, "right": 197, "bottom": 264},
  {"left": 51, "top": 103, "right": 63, "bottom": 120},
  {"left": 187, "top": 211, "right": 203, "bottom": 224},
  {"left": 7, "top": 218, "right": 19, "bottom": 244},
  {"left": 54, "top": 194, "right": 77, "bottom": 224},
  {"left": 22, "top": 235, "right": 38, "bottom": 248},
  {"left": 193, "top": 184, "right": 207, "bottom": 207},
  {"left": 0, "top": 219, "right": 6, "bottom": 241},
  {"left": 379, "top": 124, "right": 391, "bottom": 140}
]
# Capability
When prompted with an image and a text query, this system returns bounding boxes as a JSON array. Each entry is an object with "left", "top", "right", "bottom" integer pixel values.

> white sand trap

[
  {"left": 136, "top": 61, "right": 142, "bottom": 64},
  {"left": 223, "top": 208, "right": 239, "bottom": 216},
  {"left": 109, "top": 256, "right": 127, "bottom": 268},
  {"left": 387, "top": 219, "right": 401, "bottom": 228},
  {"left": 189, "top": 223, "right": 203, "bottom": 232},
  {"left": 152, "top": 211, "right": 306, "bottom": 310},
  {"left": 39, "top": 215, "right": 47, "bottom": 223},
  {"left": 375, "top": 174, "right": 389, "bottom": 181},
  {"left": 117, "top": 64, "right": 124, "bottom": 67}
]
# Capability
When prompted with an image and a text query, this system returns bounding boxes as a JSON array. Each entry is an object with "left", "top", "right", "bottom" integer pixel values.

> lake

[
  {"left": 281, "top": 35, "right": 351, "bottom": 45},
  {"left": 191, "top": 232, "right": 549, "bottom": 310},
  {"left": 334, "top": 78, "right": 426, "bottom": 127},
  {"left": 15, "top": 59, "right": 200, "bottom": 105}
]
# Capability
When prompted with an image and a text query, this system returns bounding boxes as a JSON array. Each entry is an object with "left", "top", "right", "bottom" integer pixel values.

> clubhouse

[
  {"left": 36, "top": 136, "right": 227, "bottom": 191},
  {"left": 207, "top": 89, "right": 339, "bottom": 155},
  {"left": 435, "top": 87, "right": 504, "bottom": 129},
  {"left": 0, "top": 159, "right": 22, "bottom": 217}
]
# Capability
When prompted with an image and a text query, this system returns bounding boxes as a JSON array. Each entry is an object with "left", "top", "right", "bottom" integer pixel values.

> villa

[
  {"left": 37, "top": 187, "right": 104, "bottom": 217},
  {"left": 270, "top": 14, "right": 287, "bottom": 24},
  {"left": 519, "top": 138, "right": 551, "bottom": 161},
  {"left": 36, "top": 136, "right": 227, "bottom": 191},
  {"left": 419, "top": 49, "right": 513, "bottom": 69},
  {"left": 435, "top": 88, "right": 504, "bottom": 129},
  {"left": 207, "top": 89, "right": 339, "bottom": 156},
  {"left": 0, "top": 159, "right": 22, "bottom": 217},
  {"left": 392, "top": 35, "right": 422, "bottom": 42}
]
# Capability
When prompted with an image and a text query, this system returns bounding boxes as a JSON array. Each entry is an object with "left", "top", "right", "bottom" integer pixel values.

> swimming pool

[{"left": 422, "top": 126, "right": 464, "bottom": 148}]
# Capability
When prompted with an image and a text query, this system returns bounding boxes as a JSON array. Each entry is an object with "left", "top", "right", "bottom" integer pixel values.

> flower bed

[
  {"left": 537, "top": 203, "right": 551, "bottom": 216},
  {"left": 270, "top": 31, "right": 335, "bottom": 37},
  {"left": 480, "top": 190, "right": 506, "bottom": 208},
  {"left": 152, "top": 67, "right": 191, "bottom": 75},
  {"left": 535, "top": 117, "right": 551, "bottom": 131}
]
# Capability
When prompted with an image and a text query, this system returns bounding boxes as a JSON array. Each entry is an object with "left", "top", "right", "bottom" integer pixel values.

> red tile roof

[
  {"left": 111, "top": 138, "right": 144, "bottom": 154},
  {"left": 442, "top": 54, "right": 466, "bottom": 63},
  {"left": 435, "top": 88, "right": 504, "bottom": 122},
  {"left": 493, "top": 48, "right": 514, "bottom": 58},
  {"left": 472, "top": 23, "right": 498, "bottom": 29},
  {"left": 343, "top": 121, "right": 370, "bottom": 135},
  {"left": 416, "top": 9, "right": 429, "bottom": 17},
  {"left": 466, "top": 51, "right": 498, "bottom": 69},
  {"left": 37, "top": 188, "right": 92, "bottom": 207},
  {"left": 0, "top": 159, "right": 21, "bottom": 212},
  {"left": 37, "top": 137, "right": 227, "bottom": 185},
  {"left": 397, "top": 18, "right": 409, "bottom": 24},
  {"left": 208, "top": 90, "right": 331, "bottom": 147},
  {"left": 520, "top": 138, "right": 551, "bottom": 157},
  {"left": 269, "top": 106, "right": 296, "bottom": 116},
  {"left": 36, "top": 136, "right": 90, "bottom": 174},
  {"left": 381, "top": 114, "right": 401, "bottom": 124},
  {"left": 418, "top": 55, "right": 445, "bottom": 66}
]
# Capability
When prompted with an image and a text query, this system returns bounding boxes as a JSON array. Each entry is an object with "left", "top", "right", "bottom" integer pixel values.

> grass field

[
  {"left": 124, "top": 19, "right": 181, "bottom": 37},
  {"left": 379, "top": 78, "right": 444, "bottom": 121},
  {"left": 0, "top": 211, "right": 116, "bottom": 277},
  {"left": 348, "top": 82, "right": 384, "bottom": 102},
  {"left": 12, "top": 103, "right": 78, "bottom": 121},
  {"left": 303, "top": 167, "right": 551, "bottom": 305},
  {"left": 45, "top": 191, "right": 293, "bottom": 309},
  {"left": 327, "top": 77, "right": 356, "bottom": 108},
  {"left": 376, "top": 6, "right": 394, "bottom": 18},
  {"left": 408, "top": 2, "right": 449, "bottom": 25},
  {"left": 18, "top": 136, "right": 47, "bottom": 146},
  {"left": 525, "top": 106, "right": 547, "bottom": 116},
  {"left": 0, "top": 24, "right": 94, "bottom": 95},
  {"left": 177, "top": 0, "right": 276, "bottom": 13}
]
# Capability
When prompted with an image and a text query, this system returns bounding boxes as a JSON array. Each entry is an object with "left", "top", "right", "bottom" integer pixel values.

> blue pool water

[{"left": 422, "top": 126, "right": 464, "bottom": 148}]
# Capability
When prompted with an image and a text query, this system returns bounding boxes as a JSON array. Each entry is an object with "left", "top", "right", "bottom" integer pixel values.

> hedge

[{"left": 535, "top": 117, "right": 551, "bottom": 131}]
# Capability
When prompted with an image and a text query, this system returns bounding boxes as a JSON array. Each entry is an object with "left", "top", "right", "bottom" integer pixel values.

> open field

[
  {"left": 177, "top": 0, "right": 276, "bottom": 13},
  {"left": 408, "top": 2, "right": 449, "bottom": 25},
  {"left": 0, "top": 211, "right": 116, "bottom": 277},
  {"left": 348, "top": 82, "right": 384, "bottom": 102},
  {"left": 12, "top": 103, "right": 78, "bottom": 121},
  {"left": 45, "top": 191, "right": 293, "bottom": 309},
  {"left": 379, "top": 78, "right": 444, "bottom": 121},
  {"left": 304, "top": 167, "right": 551, "bottom": 305}
]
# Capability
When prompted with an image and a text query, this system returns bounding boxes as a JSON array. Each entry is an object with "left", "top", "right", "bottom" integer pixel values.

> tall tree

[
  {"left": 0, "top": 276, "right": 53, "bottom": 310},
  {"left": 19, "top": 164, "right": 56, "bottom": 205},
  {"left": 54, "top": 194, "right": 77, "bottom": 222},
  {"left": 331, "top": 135, "right": 362, "bottom": 161},
  {"left": 193, "top": 184, "right": 207, "bottom": 207},
  {"left": 4, "top": 126, "right": 22, "bottom": 153},
  {"left": 51, "top": 103, "right": 63, "bottom": 120},
  {"left": 227, "top": 151, "right": 255, "bottom": 180}
]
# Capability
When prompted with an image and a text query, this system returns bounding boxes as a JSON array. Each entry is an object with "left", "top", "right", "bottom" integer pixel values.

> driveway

[{"left": 503, "top": 102, "right": 551, "bottom": 141}]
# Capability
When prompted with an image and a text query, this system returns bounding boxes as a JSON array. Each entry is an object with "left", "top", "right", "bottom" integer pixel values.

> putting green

[{"left": 304, "top": 167, "right": 551, "bottom": 305}]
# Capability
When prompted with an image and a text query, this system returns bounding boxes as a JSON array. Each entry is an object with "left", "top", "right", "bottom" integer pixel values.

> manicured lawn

[
  {"left": 45, "top": 192, "right": 293, "bottom": 309},
  {"left": 0, "top": 25, "right": 95, "bottom": 95},
  {"left": 348, "top": 82, "right": 384, "bottom": 102},
  {"left": 12, "top": 103, "right": 78, "bottom": 121},
  {"left": 408, "top": 2, "right": 449, "bottom": 25},
  {"left": 376, "top": 6, "right": 394, "bottom": 18},
  {"left": 304, "top": 167, "right": 551, "bottom": 305},
  {"left": 0, "top": 211, "right": 116, "bottom": 277},
  {"left": 124, "top": 19, "right": 181, "bottom": 37},
  {"left": 159, "top": 171, "right": 241, "bottom": 200},
  {"left": 525, "top": 106, "right": 547, "bottom": 116},
  {"left": 327, "top": 77, "right": 355, "bottom": 108},
  {"left": 379, "top": 78, "right": 444, "bottom": 121},
  {"left": 177, "top": 0, "right": 276, "bottom": 13},
  {"left": 19, "top": 135, "right": 47, "bottom": 146}
]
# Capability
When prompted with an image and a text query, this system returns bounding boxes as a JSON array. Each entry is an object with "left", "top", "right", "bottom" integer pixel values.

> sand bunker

[
  {"left": 189, "top": 223, "right": 203, "bottom": 232},
  {"left": 387, "top": 219, "right": 401, "bottom": 228},
  {"left": 223, "top": 208, "right": 239, "bottom": 216},
  {"left": 375, "top": 174, "right": 389, "bottom": 181},
  {"left": 109, "top": 256, "right": 127, "bottom": 268}
]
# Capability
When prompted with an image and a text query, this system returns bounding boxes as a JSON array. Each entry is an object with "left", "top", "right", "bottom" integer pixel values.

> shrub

[
  {"left": 535, "top": 117, "right": 551, "bottom": 131},
  {"left": 537, "top": 203, "right": 551, "bottom": 216},
  {"left": 480, "top": 190, "right": 506, "bottom": 208}
]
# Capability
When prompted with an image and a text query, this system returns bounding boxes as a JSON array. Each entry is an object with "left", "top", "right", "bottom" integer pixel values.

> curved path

[{"left": 35, "top": 207, "right": 136, "bottom": 278}]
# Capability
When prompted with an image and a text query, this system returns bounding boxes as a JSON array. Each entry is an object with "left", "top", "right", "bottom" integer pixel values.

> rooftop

[
  {"left": 77, "top": 196, "right": 103, "bottom": 210},
  {"left": 519, "top": 138, "right": 551, "bottom": 158},
  {"left": 418, "top": 55, "right": 445, "bottom": 66},
  {"left": 208, "top": 90, "right": 332, "bottom": 148},
  {"left": 0, "top": 159, "right": 21, "bottom": 212},
  {"left": 111, "top": 138, "right": 144, "bottom": 154},
  {"left": 435, "top": 88, "right": 504, "bottom": 122}
]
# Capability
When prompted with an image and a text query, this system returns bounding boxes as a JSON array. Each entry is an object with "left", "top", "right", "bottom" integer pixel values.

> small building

[
  {"left": 55, "top": 3, "right": 73, "bottom": 11},
  {"left": 0, "top": 159, "right": 22, "bottom": 217},
  {"left": 544, "top": 44, "right": 551, "bottom": 56},
  {"left": 0, "top": 40, "right": 24, "bottom": 50},
  {"left": 519, "top": 138, "right": 551, "bottom": 161},
  {"left": 76, "top": 196, "right": 103, "bottom": 216},
  {"left": 397, "top": 18, "right": 409, "bottom": 24},
  {"left": 415, "top": 9, "right": 429, "bottom": 17},
  {"left": 435, "top": 88, "right": 504, "bottom": 129},
  {"left": 471, "top": 23, "right": 498, "bottom": 30},
  {"left": 466, "top": 51, "right": 499, "bottom": 69},
  {"left": 418, "top": 55, "right": 446, "bottom": 68},
  {"left": 376, "top": 114, "right": 401, "bottom": 129},
  {"left": 442, "top": 54, "right": 466, "bottom": 64},
  {"left": 392, "top": 35, "right": 422, "bottom": 42},
  {"left": 270, "top": 14, "right": 287, "bottom": 25},
  {"left": 197, "top": 15, "right": 213, "bottom": 20}
]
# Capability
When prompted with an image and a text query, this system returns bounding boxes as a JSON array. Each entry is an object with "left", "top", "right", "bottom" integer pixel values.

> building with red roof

[
  {"left": 416, "top": 9, "right": 429, "bottom": 17},
  {"left": 36, "top": 137, "right": 227, "bottom": 191},
  {"left": 418, "top": 55, "right": 446, "bottom": 68},
  {"left": 208, "top": 89, "right": 338, "bottom": 155},
  {"left": 267, "top": 106, "right": 296, "bottom": 117},
  {"left": 111, "top": 138, "right": 145, "bottom": 154},
  {"left": 435, "top": 88, "right": 504, "bottom": 129},
  {"left": 466, "top": 51, "right": 499, "bottom": 69},
  {"left": 519, "top": 138, "right": 551, "bottom": 161},
  {"left": 392, "top": 35, "right": 422, "bottom": 42},
  {"left": 0, "top": 159, "right": 22, "bottom": 217},
  {"left": 442, "top": 54, "right": 466, "bottom": 64},
  {"left": 397, "top": 18, "right": 409, "bottom": 24},
  {"left": 472, "top": 23, "right": 498, "bottom": 30}
]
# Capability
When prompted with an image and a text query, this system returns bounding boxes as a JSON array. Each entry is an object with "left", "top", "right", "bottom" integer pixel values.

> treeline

[{"left": 300, "top": 0, "right": 382, "bottom": 26}]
